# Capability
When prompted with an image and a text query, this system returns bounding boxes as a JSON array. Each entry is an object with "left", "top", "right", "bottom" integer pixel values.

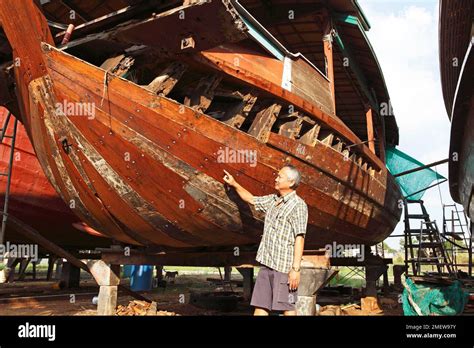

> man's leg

[
  {"left": 254, "top": 307, "right": 270, "bottom": 316},
  {"left": 250, "top": 266, "right": 272, "bottom": 315},
  {"left": 283, "top": 310, "right": 296, "bottom": 316}
]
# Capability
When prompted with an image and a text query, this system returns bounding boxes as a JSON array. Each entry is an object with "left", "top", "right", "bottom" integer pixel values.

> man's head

[{"left": 274, "top": 164, "right": 301, "bottom": 194}]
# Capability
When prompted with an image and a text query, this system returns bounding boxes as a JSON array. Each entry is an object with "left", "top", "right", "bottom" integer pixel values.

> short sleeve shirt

[{"left": 253, "top": 191, "right": 308, "bottom": 273}]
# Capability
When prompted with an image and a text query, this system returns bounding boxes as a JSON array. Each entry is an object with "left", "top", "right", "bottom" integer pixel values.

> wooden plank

[
  {"left": 248, "top": 103, "right": 282, "bottom": 142},
  {"left": 184, "top": 74, "right": 222, "bottom": 113},
  {"left": 323, "top": 15, "right": 336, "bottom": 113},
  {"left": 366, "top": 108, "right": 376, "bottom": 154},
  {"left": 146, "top": 61, "right": 187, "bottom": 96}
]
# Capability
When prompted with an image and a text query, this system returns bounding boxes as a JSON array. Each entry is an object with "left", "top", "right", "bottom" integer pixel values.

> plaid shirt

[{"left": 253, "top": 191, "right": 308, "bottom": 273}]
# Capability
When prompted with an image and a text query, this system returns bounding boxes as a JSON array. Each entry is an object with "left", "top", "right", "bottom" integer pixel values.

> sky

[{"left": 357, "top": 0, "right": 464, "bottom": 250}]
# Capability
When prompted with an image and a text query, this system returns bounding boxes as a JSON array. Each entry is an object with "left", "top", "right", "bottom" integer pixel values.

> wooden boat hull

[
  {"left": 0, "top": 0, "right": 402, "bottom": 250},
  {"left": 0, "top": 108, "right": 110, "bottom": 248},
  {"left": 439, "top": 0, "right": 474, "bottom": 219}
]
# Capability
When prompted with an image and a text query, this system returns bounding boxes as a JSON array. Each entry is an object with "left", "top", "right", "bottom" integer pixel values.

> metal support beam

[{"left": 394, "top": 158, "right": 449, "bottom": 177}]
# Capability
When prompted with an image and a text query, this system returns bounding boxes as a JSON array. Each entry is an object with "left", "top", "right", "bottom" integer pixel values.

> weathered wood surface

[
  {"left": 0, "top": 0, "right": 402, "bottom": 251},
  {"left": 31, "top": 44, "right": 401, "bottom": 248}
]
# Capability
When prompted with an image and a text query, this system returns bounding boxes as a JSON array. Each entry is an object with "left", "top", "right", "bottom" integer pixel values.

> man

[{"left": 223, "top": 164, "right": 308, "bottom": 316}]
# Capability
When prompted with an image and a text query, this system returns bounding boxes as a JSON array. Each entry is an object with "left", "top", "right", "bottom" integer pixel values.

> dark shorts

[{"left": 250, "top": 265, "right": 297, "bottom": 312}]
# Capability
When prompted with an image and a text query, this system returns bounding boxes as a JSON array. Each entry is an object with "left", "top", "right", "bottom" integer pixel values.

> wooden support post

[
  {"left": 32, "top": 260, "right": 36, "bottom": 280},
  {"left": 248, "top": 103, "right": 281, "bottom": 142},
  {"left": 366, "top": 108, "right": 376, "bottom": 154},
  {"left": 46, "top": 255, "right": 57, "bottom": 281},
  {"left": 224, "top": 266, "right": 232, "bottom": 281},
  {"left": 7, "top": 258, "right": 20, "bottom": 282},
  {"left": 323, "top": 16, "right": 336, "bottom": 114},
  {"left": 156, "top": 265, "right": 163, "bottom": 282},
  {"left": 60, "top": 262, "right": 81, "bottom": 288},
  {"left": 236, "top": 267, "right": 254, "bottom": 302},
  {"left": 55, "top": 259, "right": 63, "bottom": 280},
  {"left": 18, "top": 258, "right": 30, "bottom": 281},
  {"left": 88, "top": 260, "right": 121, "bottom": 315}
]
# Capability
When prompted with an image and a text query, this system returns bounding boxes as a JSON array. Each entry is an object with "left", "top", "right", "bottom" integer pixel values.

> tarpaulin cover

[{"left": 386, "top": 146, "right": 445, "bottom": 200}]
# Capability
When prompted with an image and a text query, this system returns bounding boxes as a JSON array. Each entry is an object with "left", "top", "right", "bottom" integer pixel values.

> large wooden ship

[
  {"left": 439, "top": 0, "right": 474, "bottom": 219},
  {"left": 0, "top": 0, "right": 402, "bottom": 250}
]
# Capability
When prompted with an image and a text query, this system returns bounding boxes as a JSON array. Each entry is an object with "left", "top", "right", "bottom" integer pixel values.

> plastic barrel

[
  {"left": 122, "top": 265, "right": 133, "bottom": 278},
  {"left": 130, "top": 265, "right": 153, "bottom": 291}
]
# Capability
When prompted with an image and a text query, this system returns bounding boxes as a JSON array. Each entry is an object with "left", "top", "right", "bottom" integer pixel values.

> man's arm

[
  {"left": 293, "top": 235, "right": 305, "bottom": 270},
  {"left": 288, "top": 235, "right": 305, "bottom": 291},
  {"left": 223, "top": 170, "right": 254, "bottom": 204}
]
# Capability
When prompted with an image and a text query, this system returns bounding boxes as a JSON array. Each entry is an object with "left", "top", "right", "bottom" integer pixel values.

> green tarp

[
  {"left": 386, "top": 146, "right": 446, "bottom": 200},
  {"left": 402, "top": 277, "right": 469, "bottom": 316}
]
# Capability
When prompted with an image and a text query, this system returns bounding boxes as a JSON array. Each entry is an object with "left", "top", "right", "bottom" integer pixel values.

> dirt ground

[{"left": 0, "top": 273, "right": 403, "bottom": 316}]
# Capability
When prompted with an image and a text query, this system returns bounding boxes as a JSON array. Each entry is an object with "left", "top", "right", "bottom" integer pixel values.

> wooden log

[
  {"left": 184, "top": 74, "right": 222, "bottom": 113},
  {"left": 248, "top": 103, "right": 281, "bottom": 142},
  {"left": 146, "top": 61, "right": 187, "bottom": 96}
]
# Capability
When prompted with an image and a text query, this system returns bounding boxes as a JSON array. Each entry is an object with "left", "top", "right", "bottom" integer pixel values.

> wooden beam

[
  {"left": 222, "top": 92, "right": 257, "bottom": 128},
  {"left": 146, "top": 61, "right": 187, "bottom": 96},
  {"left": 101, "top": 250, "right": 259, "bottom": 267},
  {"left": 248, "top": 103, "right": 282, "bottom": 142},
  {"left": 278, "top": 113, "right": 303, "bottom": 139},
  {"left": 366, "top": 108, "right": 376, "bottom": 154},
  {"left": 323, "top": 16, "right": 336, "bottom": 114},
  {"left": 184, "top": 74, "right": 222, "bottom": 113}
]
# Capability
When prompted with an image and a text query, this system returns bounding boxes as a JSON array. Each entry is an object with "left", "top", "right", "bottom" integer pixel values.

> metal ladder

[
  {"left": 403, "top": 199, "right": 454, "bottom": 277},
  {"left": 442, "top": 204, "right": 472, "bottom": 276},
  {"left": 0, "top": 111, "right": 18, "bottom": 245}
]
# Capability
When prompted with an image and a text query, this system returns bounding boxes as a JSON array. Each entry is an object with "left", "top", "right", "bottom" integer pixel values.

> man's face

[{"left": 274, "top": 167, "right": 294, "bottom": 191}]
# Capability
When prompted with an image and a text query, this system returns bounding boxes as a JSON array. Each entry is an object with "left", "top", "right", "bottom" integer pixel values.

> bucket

[{"left": 130, "top": 265, "right": 153, "bottom": 291}]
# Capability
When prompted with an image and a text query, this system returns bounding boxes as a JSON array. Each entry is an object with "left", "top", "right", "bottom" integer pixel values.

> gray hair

[{"left": 282, "top": 164, "right": 301, "bottom": 189}]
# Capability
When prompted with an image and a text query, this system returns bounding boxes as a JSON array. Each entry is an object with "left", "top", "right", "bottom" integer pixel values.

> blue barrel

[
  {"left": 130, "top": 265, "right": 153, "bottom": 291},
  {"left": 122, "top": 265, "right": 133, "bottom": 278}
]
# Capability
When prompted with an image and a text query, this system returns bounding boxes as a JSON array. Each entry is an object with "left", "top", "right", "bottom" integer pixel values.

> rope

[{"left": 100, "top": 70, "right": 109, "bottom": 108}]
